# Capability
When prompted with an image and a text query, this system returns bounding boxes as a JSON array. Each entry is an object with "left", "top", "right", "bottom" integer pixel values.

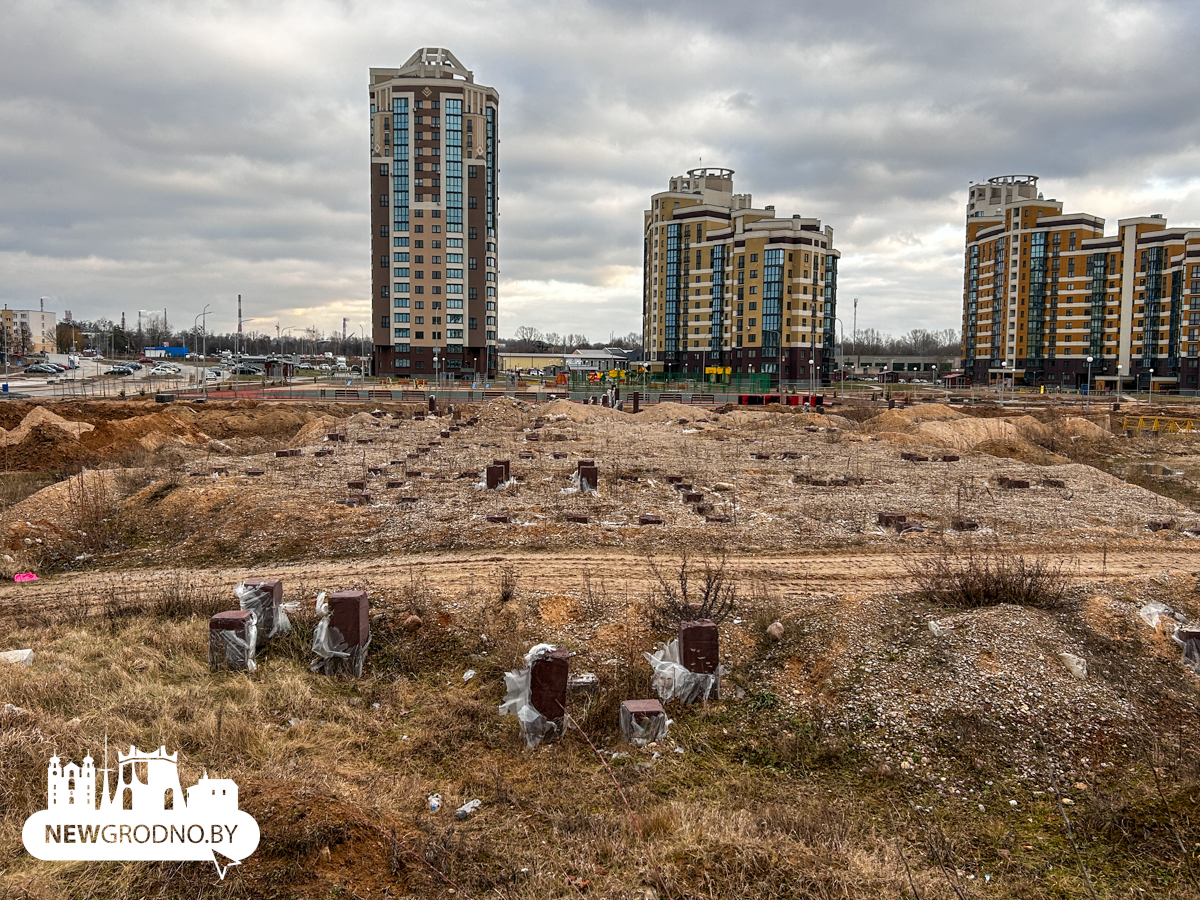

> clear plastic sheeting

[
  {"left": 644, "top": 639, "right": 722, "bottom": 704},
  {"left": 1172, "top": 629, "right": 1200, "bottom": 676},
  {"left": 1139, "top": 602, "right": 1176, "bottom": 629},
  {"left": 499, "top": 643, "right": 559, "bottom": 748},
  {"left": 234, "top": 581, "right": 294, "bottom": 645},
  {"left": 619, "top": 706, "right": 671, "bottom": 747},
  {"left": 310, "top": 591, "right": 370, "bottom": 677},
  {"left": 209, "top": 615, "right": 257, "bottom": 673},
  {"left": 569, "top": 470, "right": 598, "bottom": 494}
]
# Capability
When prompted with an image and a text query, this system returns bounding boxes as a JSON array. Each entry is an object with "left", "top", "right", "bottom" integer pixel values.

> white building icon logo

[{"left": 23, "top": 741, "right": 259, "bottom": 878}]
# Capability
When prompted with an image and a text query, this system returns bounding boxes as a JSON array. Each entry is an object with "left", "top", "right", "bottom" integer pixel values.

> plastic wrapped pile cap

[
  {"left": 311, "top": 591, "right": 371, "bottom": 677},
  {"left": 209, "top": 613, "right": 258, "bottom": 673},
  {"left": 645, "top": 638, "right": 722, "bottom": 704},
  {"left": 499, "top": 643, "right": 559, "bottom": 748},
  {"left": 235, "top": 581, "right": 297, "bottom": 646}
]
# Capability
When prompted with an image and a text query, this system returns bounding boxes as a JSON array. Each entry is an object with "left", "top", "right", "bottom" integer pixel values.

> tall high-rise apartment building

[
  {"left": 369, "top": 48, "right": 498, "bottom": 379},
  {"left": 643, "top": 168, "right": 839, "bottom": 384},
  {"left": 962, "top": 175, "right": 1200, "bottom": 392}
]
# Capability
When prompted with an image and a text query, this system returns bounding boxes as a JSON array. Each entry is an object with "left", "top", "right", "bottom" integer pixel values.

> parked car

[
  {"left": 25, "top": 363, "right": 56, "bottom": 374},
  {"left": 124, "top": 361, "right": 142, "bottom": 371},
  {"left": 149, "top": 365, "right": 179, "bottom": 376},
  {"left": 139, "top": 357, "right": 155, "bottom": 364},
  {"left": 105, "top": 366, "right": 133, "bottom": 376}
]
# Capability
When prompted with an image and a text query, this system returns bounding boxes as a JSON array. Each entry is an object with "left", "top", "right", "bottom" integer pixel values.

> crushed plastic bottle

[
  {"left": 455, "top": 799, "right": 482, "bottom": 821},
  {"left": 428, "top": 793, "right": 442, "bottom": 812}
]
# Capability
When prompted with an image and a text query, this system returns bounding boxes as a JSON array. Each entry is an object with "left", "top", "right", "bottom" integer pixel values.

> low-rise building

[{"left": 2, "top": 307, "right": 57, "bottom": 355}]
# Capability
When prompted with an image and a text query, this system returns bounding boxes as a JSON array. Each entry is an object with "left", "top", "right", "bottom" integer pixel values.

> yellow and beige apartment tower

[
  {"left": 962, "top": 175, "right": 1200, "bottom": 393},
  {"left": 369, "top": 48, "right": 498, "bottom": 379},
  {"left": 643, "top": 168, "right": 839, "bottom": 385}
]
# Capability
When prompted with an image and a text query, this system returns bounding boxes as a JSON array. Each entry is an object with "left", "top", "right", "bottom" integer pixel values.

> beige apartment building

[
  {"left": 962, "top": 175, "right": 1200, "bottom": 392},
  {"left": 369, "top": 48, "right": 498, "bottom": 379},
  {"left": 642, "top": 168, "right": 839, "bottom": 384},
  {"left": 2, "top": 307, "right": 57, "bottom": 355}
]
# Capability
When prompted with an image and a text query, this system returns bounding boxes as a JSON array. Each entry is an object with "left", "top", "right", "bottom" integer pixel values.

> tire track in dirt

[{"left": 2, "top": 548, "right": 1195, "bottom": 617}]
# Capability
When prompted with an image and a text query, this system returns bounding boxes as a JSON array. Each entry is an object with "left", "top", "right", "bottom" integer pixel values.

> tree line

[
  {"left": 846, "top": 328, "right": 960, "bottom": 358},
  {"left": 55, "top": 318, "right": 373, "bottom": 358},
  {"left": 502, "top": 327, "right": 642, "bottom": 354}
]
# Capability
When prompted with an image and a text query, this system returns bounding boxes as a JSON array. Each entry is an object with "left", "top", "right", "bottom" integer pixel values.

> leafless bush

[
  {"left": 908, "top": 549, "right": 1068, "bottom": 610},
  {"left": 64, "top": 469, "right": 117, "bottom": 551},
  {"left": 646, "top": 549, "right": 738, "bottom": 630},
  {"left": 497, "top": 563, "right": 517, "bottom": 603}
]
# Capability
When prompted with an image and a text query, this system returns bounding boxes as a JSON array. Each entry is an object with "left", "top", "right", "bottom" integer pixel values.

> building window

[
  {"left": 469, "top": 317, "right": 477, "bottom": 330},
  {"left": 379, "top": 163, "right": 389, "bottom": 176},
  {"left": 469, "top": 257, "right": 477, "bottom": 269},
  {"left": 380, "top": 194, "right": 388, "bottom": 206},
  {"left": 469, "top": 196, "right": 478, "bottom": 209},
  {"left": 469, "top": 227, "right": 477, "bottom": 239}
]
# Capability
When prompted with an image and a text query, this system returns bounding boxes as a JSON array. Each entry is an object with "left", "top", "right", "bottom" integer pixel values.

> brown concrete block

[
  {"left": 486, "top": 514, "right": 509, "bottom": 523},
  {"left": 564, "top": 512, "right": 589, "bottom": 523},
  {"left": 620, "top": 699, "right": 667, "bottom": 744},
  {"left": 493, "top": 459, "right": 510, "bottom": 481},
  {"left": 577, "top": 464, "right": 599, "bottom": 491},
  {"left": 682, "top": 492, "right": 703, "bottom": 503},
  {"left": 704, "top": 514, "right": 730, "bottom": 523},
  {"left": 322, "top": 590, "right": 370, "bottom": 678},
  {"left": 679, "top": 619, "right": 719, "bottom": 675},
  {"left": 347, "top": 479, "right": 367, "bottom": 490},
  {"left": 274, "top": 450, "right": 290, "bottom": 458},
  {"left": 665, "top": 475, "right": 683, "bottom": 484},
  {"left": 639, "top": 514, "right": 663, "bottom": 525},
  {"left": 367, "top": 466, "right": 384, "bottom": 476},
  {"left": 530, "top": 648, "right": 570, "bottom": 721},
  {"left": 486, "top": 464, "right": 506, "bottom": 489},
  {"left": 208, "top": 610, "right": 255, "bottom": 672},
  {"left": 245, "top": 469, "right": 264, "bottom": 477},
  {"left": 878, "top": 512, "right": 907, "bottom": 528}
]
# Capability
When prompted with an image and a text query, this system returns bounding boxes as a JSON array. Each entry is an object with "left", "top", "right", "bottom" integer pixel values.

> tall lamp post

[
  {"left": 999, "top": 360, "right": 1007, "bottom": 403},
  {"left": 358, "top": 324, "right": 366, "bottom": 385},
  {"left": 834, "top": 317, "right": 846, "bottom": 402},
  {"left": 1115, "top": 362, "right": 1122, "bottom": 399},
  {"left": 1085, "top": 355, "right": 1093, "bottom": 412},
  {"left": 1148, "top": 367, "right": 1154, "bottom": 406},
  {"left": 194, "top": 305, "right": 211, "bottom": 398},
  {"left": 433, "top": 350, "right": 441, "bottom": 397}
]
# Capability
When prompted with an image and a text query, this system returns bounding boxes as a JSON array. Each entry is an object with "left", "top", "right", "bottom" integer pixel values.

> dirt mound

[
  {"left": 0, "top": 423, "right": 95, "bottom": 471},
  {"left": 636, "top": 401, "right": 709, "bottom": 424},
  {"left": 190, "top": 405, "right": 313, "bottom": 441},
  {"left": 973, "top": 437, "right": 1068, "bottom": 466},
  {"left": 536, "top": 398, "right": 622, "bottom": 424},
  {"left": 911, "top": 418, "right": 1021, "bottom": 450},
  {"left": 871, "top": 431, "right": 929, "bottom": 447},
  {"left": 1064, "top": 416, "right": 1111, "bottom": 440},
  {"left": 1011, "top": 415, "right": 1056, "bottom": 445},
  {"left": 860, "top": 403, "right": 963, "bottom": 433},
  {"left": 289, "top": 415, "right": 347, "bottom": 448},
  {"left": 81, "top": 409, "right": 210, "bottom": 456},
  {"left": 0, "top": 406, "right": 95, "bottom": 446}
]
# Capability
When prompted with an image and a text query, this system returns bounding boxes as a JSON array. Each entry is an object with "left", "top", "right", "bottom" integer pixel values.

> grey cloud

[{"left": 0, "top": 0, "right": 1197, "bottom": 339}]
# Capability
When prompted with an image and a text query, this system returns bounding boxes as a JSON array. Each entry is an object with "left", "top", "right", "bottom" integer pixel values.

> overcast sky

[{"left": 2, "top": 0, "right": 1198, "bottom": 341}]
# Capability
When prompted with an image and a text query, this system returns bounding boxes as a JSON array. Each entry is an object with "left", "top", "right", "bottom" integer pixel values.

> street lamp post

[
  {"left": 358, "top": 325, "right": 366, "bottom": 386},
  {"left": 1086, "top": 355, "right": 1093, "bottom": 412},
  {"left": 1148, "top": 367, "right": 1154, "bottom": 406},
  {"left": 433, "top": 351, "right": 440, "bottom": 398},
  {"left": 834, "top": 317, "right": 846, "bottom": 402},
  {"left": 1115, "top": 363, "right": 1122, "bottom": 399},
  {"left": 194, "top": 305, "right": 211, "bottom": 398},
  {"left": 999, "top": 360, "right": 1007, "bottom": 403}
]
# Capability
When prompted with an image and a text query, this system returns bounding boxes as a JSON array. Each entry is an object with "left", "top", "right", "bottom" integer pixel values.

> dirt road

[{"left": 2, "top": 547, "right": 1195, "bottom": 615}]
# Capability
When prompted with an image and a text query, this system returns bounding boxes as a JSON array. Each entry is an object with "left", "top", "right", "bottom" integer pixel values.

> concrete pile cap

[
  {"left": 210, "top": 610, "right": 254, "bottom": 630},
  {"left": 621, "top": 699, "right": 665, "bottom": 720}
]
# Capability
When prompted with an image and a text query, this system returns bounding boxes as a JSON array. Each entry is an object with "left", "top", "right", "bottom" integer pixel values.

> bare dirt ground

[{"left": 1, "top": 397, "right": 1199, "bottom": 899}]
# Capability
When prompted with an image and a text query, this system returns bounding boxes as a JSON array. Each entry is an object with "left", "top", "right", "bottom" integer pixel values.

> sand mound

[
  {"left": 1011, "top": 415, "right": 1056, "bottom": 446},
  {"left": 911, "top": 418, "right": 1021, "bottom": 450},
  {"left": 289, "top": 415, "right": 346, "bottom": 448},
  {"left": 635, "top": 401, "right": 708, "bottom": 424},
  {"left": 860, "top": 404, "right": 963, "bottom": 433},
  {"left": 1064, "top": 417, "right": 1111, "bottom": 440},
  {"left": 872, "top": 431, "right": 929, "bottom": 447},
  {"left": 0, "top": 406, "right": 95, "bottom": 446},
  {"left": 973, "top": 437, "right": 1068, "bottom": 466},
  {"left": 536, "top": 399, "right": 622, "bottom": 424},
  {"left": 82, "top": 410, "right": 209, "bottom": 455}
]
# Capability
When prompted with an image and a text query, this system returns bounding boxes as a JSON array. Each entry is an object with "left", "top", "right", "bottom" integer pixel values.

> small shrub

[
  {"left": 908, "top": 550, "right": 1068, "bottom": 610},
  {"left": 645, "top": 549, "right": 738, "bottom": 631},
  {"left": 497, "top": 563, "right": 517, "bottom": 603}
]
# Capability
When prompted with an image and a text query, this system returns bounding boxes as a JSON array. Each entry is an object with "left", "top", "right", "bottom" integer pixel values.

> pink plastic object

[{"left": 14, "top": 573, "right": 38, "bottom": 582}]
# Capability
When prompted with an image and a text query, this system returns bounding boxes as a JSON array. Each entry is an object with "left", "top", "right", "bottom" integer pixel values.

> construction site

[{"left": 0, "top": 393, "right": 1198, "bottom": 899}]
